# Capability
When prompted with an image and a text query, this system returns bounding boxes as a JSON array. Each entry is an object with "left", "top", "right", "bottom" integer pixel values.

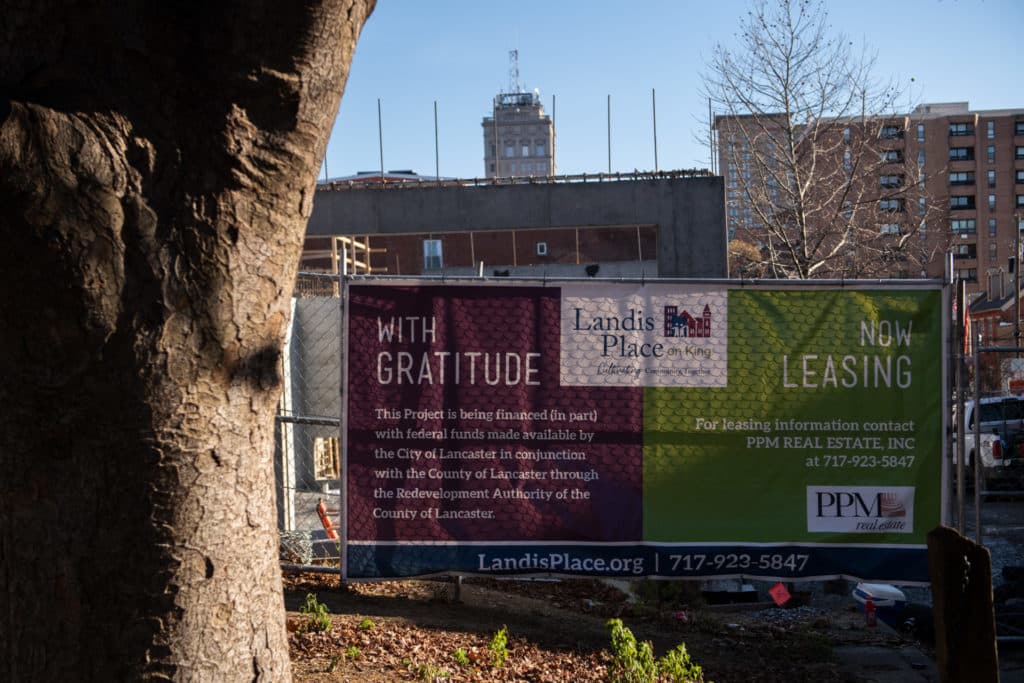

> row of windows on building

[
  {"left": 850, "top": 120, "right": 1024, "bottom": 143},
  {"left": 794, "top": 190, "right": 1024, "bottom": 214},
  {"left": 730, "top": 120, "right": 1023, "bottom": 159},
  {"left": 732, "top": 166, "right": 1024, "bottom": 187},
  {"left": 729, "top": 210, "right": 1022, "bottom": 234},
  {"left": 421, "top": 238, "right": 555, "bottom": 271},
  {"left": 857, "top": 169, "right": 1024, "bottom": 187},
  {"left": 949, "top": 194, "right": 1024, "bottom": 210},
  {"left": 731, "top": 211, "right": 1024, "bottom": 242},
  {"left": 950, "top": 241, "right": 1015, "bottom": 266},
  {"left": 500, "top": 125, "right": 544, "bottom": 136},
  {"left": 728, "top": 145, "right": 1021, "bottom": 170},
  {"left": 956, "top": 253, "right": 1007, "bottom": 280},
  {"left": 729, "top": 148, "right": 1024, "bottom": 183},
  {"left": 949, "top": 169, "right": 1024, "bottom": 185},
  {"left": 877, "top": 194, "right": 1024, "bottom": 213},
  {"left": 725, "top": 169, "right": 791, "bottom": 190},
  {"left": 728, "top": 189, "right": 1023, "bottom": 219},
  {"left": 951, "top": 218, "right": 1007, "bottom": 235},
  {"left": 490, "top": 142, "right": 547, "bottom": 159},
  {"left": 948, "top": 146, "right": 1024, "bottom": 162},
  {"left": 881, "top": 212, "right": 1024, "bottom": 236},
  {"left": 488, "top": 160, "right": 550, "bottom": 176},
  {"left": 877, "top": 146, "right": 1024, "bottom": 166},
  {"left": 948, "top": 121, "right": 1024, "bottom": 138}
]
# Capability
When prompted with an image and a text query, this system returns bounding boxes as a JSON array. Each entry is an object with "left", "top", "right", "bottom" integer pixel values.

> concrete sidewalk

[
  {"left": 833, "top": 644, "right": 936, "bottom": 683},
  {"left": 834, "top": 641, "right": 1024, "bottom": 683}
]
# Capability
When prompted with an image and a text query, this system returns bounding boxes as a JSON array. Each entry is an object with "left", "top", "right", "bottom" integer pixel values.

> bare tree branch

[{"left": 703, "top": 0, "right": 943, "bottom": 279}]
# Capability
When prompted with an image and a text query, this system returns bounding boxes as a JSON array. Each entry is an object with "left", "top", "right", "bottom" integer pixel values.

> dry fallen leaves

[{"left": 284, "top": 571, "right": 914, "bottom": 682}]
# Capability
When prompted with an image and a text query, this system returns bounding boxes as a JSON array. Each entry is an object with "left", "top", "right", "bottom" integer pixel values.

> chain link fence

[
  {"left": 955, "top": 330, "right": 1024, "bottom": 645},
  {"left": 276, "top": 272, "right": 342, "bottom": 569},
  {"left": 961, "top": 342, "right": 1024, "bottom": 499}
]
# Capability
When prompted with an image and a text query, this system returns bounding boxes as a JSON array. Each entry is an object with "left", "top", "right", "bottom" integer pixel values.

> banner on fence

[{"left": 345, "top": 282, "right": 946, "bottom": 583}]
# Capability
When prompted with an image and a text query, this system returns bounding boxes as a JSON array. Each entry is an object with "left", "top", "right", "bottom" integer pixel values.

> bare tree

[
  {"left": 705, "top": 0, "right": 945, "bottom": 279},
  {"left": 0, "top": 1, "right": 373, "bottom": 679}
]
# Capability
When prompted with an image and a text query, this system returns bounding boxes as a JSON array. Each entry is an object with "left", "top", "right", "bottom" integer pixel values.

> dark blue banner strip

[{"left": 347, "top": 543, "right": 929, "bottom": 583}]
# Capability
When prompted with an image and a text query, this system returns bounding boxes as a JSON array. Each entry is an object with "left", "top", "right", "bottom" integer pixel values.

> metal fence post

[
  {"left": 955, "top": 279, "right": 965, "bottom": 534},
  {"left": 973, "top": 334, "right": 982, "bottom": 546},
  {"left": 339, "top": 246, "right": 349, "bottom": 585}
]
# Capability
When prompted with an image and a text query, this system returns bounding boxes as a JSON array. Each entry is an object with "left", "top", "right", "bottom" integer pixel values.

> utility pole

[
  {"left": 377, "top": 98, "right": 384, "bottom": 183},
  {"left": 492, "top": 96, "right": 499, "bottom": 179},
  {"left": 607, "top": 94, "right": 611, "bottom": 174},
  {"left": 651, "top": 88, "right": 658, "bottom": 173}
]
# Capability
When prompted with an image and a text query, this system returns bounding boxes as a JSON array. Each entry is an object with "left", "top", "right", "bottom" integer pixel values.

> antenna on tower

[{"left": 508, "top": 49, "right": 521, "bottom": 93}]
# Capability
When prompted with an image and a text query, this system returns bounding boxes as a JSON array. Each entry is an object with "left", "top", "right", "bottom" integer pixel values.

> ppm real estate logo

[{"left": 806, "top": 486, "right": 914, "bottom": 534}]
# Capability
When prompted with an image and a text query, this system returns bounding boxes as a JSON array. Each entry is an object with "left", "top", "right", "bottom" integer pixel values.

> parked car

[
  {"left": 952, "top": 395, "right": 1024, "bottom": 486},
  {"left": 990, "top": 430, "right": 1024, "bottom": 487}
]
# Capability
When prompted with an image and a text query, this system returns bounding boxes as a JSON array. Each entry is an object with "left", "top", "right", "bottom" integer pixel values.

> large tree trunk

[{"left": 0, "top": 1, "right": 374, "bottom": 679}]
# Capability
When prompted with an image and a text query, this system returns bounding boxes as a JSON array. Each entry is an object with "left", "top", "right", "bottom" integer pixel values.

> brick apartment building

[{"left": 716, "top": 102, "right": 1024, "bottom": 292}]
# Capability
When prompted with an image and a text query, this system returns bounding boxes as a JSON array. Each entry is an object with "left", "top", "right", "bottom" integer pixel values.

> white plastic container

[{"left": 852, "top": 583, "right": 907, "bottom": 626}]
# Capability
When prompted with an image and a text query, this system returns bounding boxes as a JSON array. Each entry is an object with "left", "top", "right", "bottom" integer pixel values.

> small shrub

[
  {"left": 606, "top": 618, "right": 709, "bottom": 683},
  {"left": 658, "top": 643, "right": 704, "bottom": 682},
  {"left": 415, "top": 662, "right": 450, "bottom": 681},
  {"left": 299, "top": 593, "right": 331, "bottom": 633},
  {"left": 606, "top": 618, "right": 657, "bottom": 683},
  {"left": 453, "top": 648, "right": 471, "bottom": 666},
  {"left": 358, "top": 617, "right": 375, "bottom": 630},
  {"left": 345, "top": 645, "right": 361, "bottom": 660},
  {"left": 489, "top": 626, "right": 509, "bottom": 668}
]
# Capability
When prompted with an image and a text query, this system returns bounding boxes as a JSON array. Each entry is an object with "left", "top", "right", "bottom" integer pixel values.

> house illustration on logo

[{"left": 663, "top": 304, "right": 712, "bottom": 338}]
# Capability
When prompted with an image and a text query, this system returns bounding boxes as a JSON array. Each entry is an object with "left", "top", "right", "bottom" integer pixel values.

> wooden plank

[{"left": 927, "top": 526, "right": 999, "bottom": 682}]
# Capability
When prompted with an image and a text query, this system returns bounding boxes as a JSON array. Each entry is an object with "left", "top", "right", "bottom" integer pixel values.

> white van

[{"left": 953, "top": 395, "right": 1024, "bottom": 481}]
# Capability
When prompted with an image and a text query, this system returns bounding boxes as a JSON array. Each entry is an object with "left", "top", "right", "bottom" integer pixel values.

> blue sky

[{"left": 323, "top": 0, "right": 1023, "bottom": 180}]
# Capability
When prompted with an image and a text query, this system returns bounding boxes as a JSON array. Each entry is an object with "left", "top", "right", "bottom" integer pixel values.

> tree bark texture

[{"left": 0, "top": 1, "right": 374, "bottom": 680}]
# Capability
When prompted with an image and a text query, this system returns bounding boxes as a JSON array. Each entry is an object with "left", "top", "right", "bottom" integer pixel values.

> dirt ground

[{"left": 283, "top": 570, "right": 934, "bottom": 682}]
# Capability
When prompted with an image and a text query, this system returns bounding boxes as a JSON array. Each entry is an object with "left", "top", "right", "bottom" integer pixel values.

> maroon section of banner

[{"left": 346, "top": 285, "right": 642, "bottom": 542}]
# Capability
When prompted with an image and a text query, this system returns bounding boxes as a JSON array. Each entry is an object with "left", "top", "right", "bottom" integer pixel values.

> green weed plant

[
  {"left": 606, "top": 618, "right": 706, "bottom": 683},
  {"left": 299, "top": 593, "right": 331, "bottom": 633},
  {"left": 489, "top": 626, "right": 509, "bottom": 668}
]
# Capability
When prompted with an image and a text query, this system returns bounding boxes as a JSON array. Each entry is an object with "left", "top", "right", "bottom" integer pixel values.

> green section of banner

[{"left": 643, "top": 289, "right": 943, "bottom": 544}]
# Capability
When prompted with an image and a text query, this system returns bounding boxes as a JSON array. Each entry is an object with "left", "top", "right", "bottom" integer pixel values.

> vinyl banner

[{"left": 345, "top": 282, "right": 945, "bottom": 583}]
